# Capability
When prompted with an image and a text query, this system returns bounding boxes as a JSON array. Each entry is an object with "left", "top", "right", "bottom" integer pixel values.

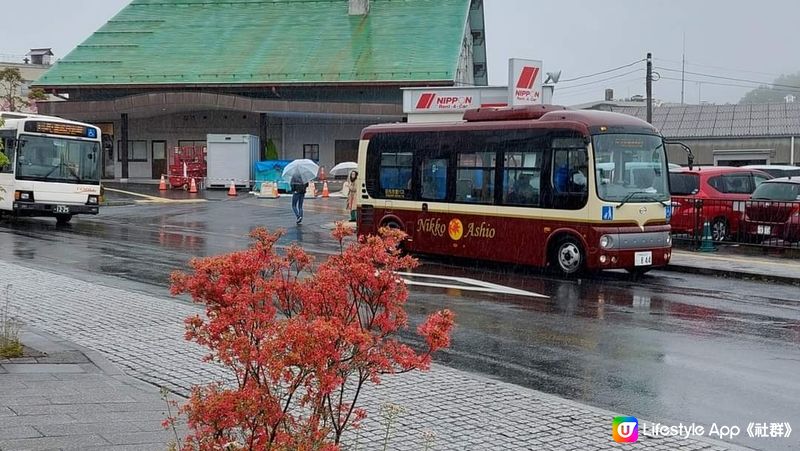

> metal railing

[{"left": 670, "top": 196, "right": 800, "bottom": 249}]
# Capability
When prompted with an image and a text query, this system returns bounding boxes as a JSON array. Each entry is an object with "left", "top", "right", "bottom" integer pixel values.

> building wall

[
  {"left": 666, "top": 137, "right": 799, "bottom": 166},
  {"left": 106, "top": 111, "right": 374, "bottom": 179},
  {"left": 282, "top": 120, "right": 372, "bottom": 168}
]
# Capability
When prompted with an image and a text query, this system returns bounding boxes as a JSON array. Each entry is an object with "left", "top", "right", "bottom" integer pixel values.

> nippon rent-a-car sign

[
  {"left": 409, "top": 89, "right": 480, "bottom": 112},
  {"left": 403, "top": 87, "right": 508, "bottom": 114},
  {"left": 508, "top": 58, "right": 543, "bottom": 105}
]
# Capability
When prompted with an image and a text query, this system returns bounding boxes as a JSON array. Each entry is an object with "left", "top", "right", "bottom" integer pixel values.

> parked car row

[
  {"left": 744, "top": 178, "right": 800, "bottom": 243},
  {"left": 667, "top": 165, "right": 800, "bottom": 245}
]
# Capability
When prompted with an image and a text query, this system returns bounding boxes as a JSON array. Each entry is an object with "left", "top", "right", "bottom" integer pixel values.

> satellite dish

[{"left": 544, "top": 70, "right": 562, "bottom": 84}]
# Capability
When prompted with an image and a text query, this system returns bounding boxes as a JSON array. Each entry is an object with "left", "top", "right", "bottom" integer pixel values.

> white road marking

[{"left": 396, "top": 272, "right": 548, "bottom": 298}]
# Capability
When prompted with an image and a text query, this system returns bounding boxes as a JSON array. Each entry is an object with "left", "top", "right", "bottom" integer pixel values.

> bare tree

[{"left": 0, "top": 67, "right": 46, "bottom": 112}]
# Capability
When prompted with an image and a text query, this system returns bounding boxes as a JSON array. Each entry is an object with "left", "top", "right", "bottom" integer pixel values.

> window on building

[
  {"left": 303, "top": 144, "right": 319, "bottom": 161},
  {"left": 178, "top": 140, "right": 206, "bottom": 152},
  {"left": 117, "top": 140, "right": 148, "bottom": 162}
]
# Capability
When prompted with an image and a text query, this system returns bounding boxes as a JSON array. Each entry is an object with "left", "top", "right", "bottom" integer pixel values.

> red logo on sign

[
  {"left": 416, "top": 93, "right": 436, "bottom": 109},
  {"left": 515, "top": 66, "right": 540, "bottom": 89}
]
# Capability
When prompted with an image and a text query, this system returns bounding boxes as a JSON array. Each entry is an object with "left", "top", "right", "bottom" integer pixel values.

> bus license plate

[
  {"left": 54, "top": 205, "right": 70, "bottom": 214},
  {"left": 757, "top": 225, "right": 771, "bottom": 235},
  {"left": 634, "top": 251, "right": 652, "bottom": 266}
]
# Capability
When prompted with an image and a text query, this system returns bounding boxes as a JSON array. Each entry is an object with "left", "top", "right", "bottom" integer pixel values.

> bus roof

[
  {"left": 0, "top": 112, "right": 100, "bottom": 131},
  {"left": 0, "top": 111, "right": 63, "bottom": 121},
  {"left": 362, "top": 106, "right": 658, "bottom": 139}
]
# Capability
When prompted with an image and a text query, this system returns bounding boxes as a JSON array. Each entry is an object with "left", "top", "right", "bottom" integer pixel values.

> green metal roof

[{"left": 36, "top": 0, "right": 470, "bottom": 87}]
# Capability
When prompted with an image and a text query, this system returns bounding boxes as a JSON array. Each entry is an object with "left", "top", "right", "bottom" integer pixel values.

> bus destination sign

[{"left": 24, "top": 121, "right": 98, "bottom": 139}]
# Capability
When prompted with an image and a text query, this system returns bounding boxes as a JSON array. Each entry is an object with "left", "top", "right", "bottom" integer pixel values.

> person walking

[
  {"left": 344, "top": 170, "right": 358, "bottom": 221},
  {"left": 290, "top": 173, "right": 307, "bottom": 224}
]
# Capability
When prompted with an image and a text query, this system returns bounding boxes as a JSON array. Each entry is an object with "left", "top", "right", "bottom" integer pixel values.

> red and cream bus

[{"left": 355, "top": 105, "right": 674, "bottom": 275}]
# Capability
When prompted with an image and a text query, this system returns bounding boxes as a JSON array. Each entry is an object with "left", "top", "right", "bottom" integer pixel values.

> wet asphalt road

[{"left": 1, "top": 191, "right": 798, "bottom": 450}]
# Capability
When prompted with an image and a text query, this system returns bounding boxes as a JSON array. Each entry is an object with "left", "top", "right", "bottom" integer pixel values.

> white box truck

[{"left": 206, "top": 134, "right": 260, "bottom": 189}]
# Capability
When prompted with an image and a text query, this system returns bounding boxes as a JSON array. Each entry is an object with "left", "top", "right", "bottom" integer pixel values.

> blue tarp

[{"left": 254, "top": 160, "right": 292, "bottom": 192}]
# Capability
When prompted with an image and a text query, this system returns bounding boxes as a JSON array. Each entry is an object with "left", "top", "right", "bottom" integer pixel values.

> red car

[
  {"left": 744, "top": 177, "right": 800, "bottom": 243},
  {"left": 669, "top": 167, "right": 772, "bottom": 241}
]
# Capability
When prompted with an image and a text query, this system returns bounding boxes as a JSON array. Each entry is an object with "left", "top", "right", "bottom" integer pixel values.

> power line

[
  {"left": 659, "top": 75, "right": 800, "bottom": 93},
  {"left": 653, "top": 57, "right": 785, "bottom": 79},
  {"left": 558, "top": 69, "right": 644, "bottom": 91},
  {"left": 554, "top": 77, "right": 643, "bottom": 100},
  {"left": 655, "top": 66, "right": 800, "bottom": 90},
  {"left": 559, "top": 59, "right": 646, "bottom": 83}
]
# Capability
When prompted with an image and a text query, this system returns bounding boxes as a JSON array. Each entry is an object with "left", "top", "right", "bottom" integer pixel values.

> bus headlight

[
  {"left": 665, "top": 234, "right": 672, "bottom": 246},
  {"left": 14, "top": 191, "right": 34, "bottom": 202},
  {"left": 599, "top": 235, "right": 614, "bottom": 249},
  {"left": 87, "top": 195, "right": 99, "bottom": 205}
]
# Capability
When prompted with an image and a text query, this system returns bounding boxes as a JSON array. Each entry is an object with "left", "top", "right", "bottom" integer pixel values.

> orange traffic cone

[
  {"left": 189, "top": 177, "right": 198, "bottom": 193},
  {"left": 306, "top": 181, "right": 316, "bottom": 198},
  {"left": 158, "top": 175, "right": 167, "bottom": 191},
  {"left": 228, "top": 180, "right": 237, "bottom": 196},
  {"left": 322, "top": 181, "right": 330, "bottom": 198},
  {"left": 272, "top": 182, "right": 280, "bottom": 198}
]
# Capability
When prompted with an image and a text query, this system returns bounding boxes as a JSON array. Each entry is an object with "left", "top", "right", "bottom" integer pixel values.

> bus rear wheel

[
  {"left": 55, "top": 214, "right": 72, "bottom": 225},
  {"left": 551, "top": 236, "right": 585, "bottom": 276}
]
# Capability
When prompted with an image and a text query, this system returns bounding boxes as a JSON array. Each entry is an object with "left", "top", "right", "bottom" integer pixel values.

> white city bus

[{"left": 0, "top": 112, "right": 102, "bottom": 224}]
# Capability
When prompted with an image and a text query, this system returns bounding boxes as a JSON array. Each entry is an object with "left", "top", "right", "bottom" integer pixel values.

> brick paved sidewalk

[
  {"left": 0, "top": 260, "right": 744, "bottom": 450},
  {"left": 0, "top": 329, "right": 183, "bottom": 450}
]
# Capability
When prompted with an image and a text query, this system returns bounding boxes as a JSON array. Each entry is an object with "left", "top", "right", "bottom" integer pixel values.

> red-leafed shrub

[{"left": 170, "top": 224, "right": 454, "bottom": 450}]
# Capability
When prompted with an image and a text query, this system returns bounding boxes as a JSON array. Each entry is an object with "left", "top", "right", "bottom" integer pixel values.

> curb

[
  {"left": 101, "top": 200, "right": 137, "bottom": 207},
  {"left": 663, "top": 263, "right": 800, "bottom": 286}
]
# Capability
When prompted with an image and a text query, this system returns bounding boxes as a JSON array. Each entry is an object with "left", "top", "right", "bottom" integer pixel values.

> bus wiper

[{"left": 617, "top": 191, "right": 669, "bottom": 208}]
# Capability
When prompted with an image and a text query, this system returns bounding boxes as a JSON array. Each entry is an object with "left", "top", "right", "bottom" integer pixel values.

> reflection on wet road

[{"left": 1, "top": 197, "right": 797, "bottom": 450}]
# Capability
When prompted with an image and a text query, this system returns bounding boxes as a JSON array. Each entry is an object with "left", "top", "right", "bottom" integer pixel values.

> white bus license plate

[
  {"left": 54, "top": 205, "right": 70, "bottom": 214},
  {"left": 757, "top": 225, "right": 771, "bottom": 235},
  {"left": 634, "top": 251, "right": 652, "bottom": 266}
]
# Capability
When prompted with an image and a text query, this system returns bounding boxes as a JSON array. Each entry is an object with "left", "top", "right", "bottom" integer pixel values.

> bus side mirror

[{"left": 665, "top": 140, "right": 694, "bottom": 171}]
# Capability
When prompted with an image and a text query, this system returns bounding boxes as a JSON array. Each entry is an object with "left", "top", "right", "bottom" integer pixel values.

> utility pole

[
  {"left": 681, "top": 33, "right": 685, "bottom": 104},
  {"left": 646, "top": 52, "right": 652, "bottom": 124}
]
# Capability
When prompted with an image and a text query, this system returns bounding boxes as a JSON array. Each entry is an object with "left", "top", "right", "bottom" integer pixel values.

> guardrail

[{"left": 670, "top": 196, "right": 800, "bottom": 249}]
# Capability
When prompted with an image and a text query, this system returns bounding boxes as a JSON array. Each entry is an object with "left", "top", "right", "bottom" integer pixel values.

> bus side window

[
  {"left": 456, "top": 151, "right": 495, "bottom": 204},
  {"left": 420, "top": 158, "right": 448, "bottom": 200},
  {"left": 0, "top": 135, "right": 15, "bottom": 173},
  {"left": 378, "top": 149, "right": 412, "bottom": 199},
  {"left": 503, "top": 149, "right": 541, "bottom": 206}
]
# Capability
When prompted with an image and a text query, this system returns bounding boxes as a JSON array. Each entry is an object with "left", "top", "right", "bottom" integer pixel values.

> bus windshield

[
  {"left": 16, "top": 134, "right": 100, "bottom": 183},
  {"left": 593, "top": 133, "right": 668, "bottom": 203}
]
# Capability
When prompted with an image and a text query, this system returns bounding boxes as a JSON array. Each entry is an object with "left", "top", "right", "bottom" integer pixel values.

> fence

[{"left": 670, "top": 196, "right": 800, "bottom": 249}]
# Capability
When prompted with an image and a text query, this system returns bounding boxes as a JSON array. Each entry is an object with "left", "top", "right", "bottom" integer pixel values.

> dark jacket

[{"left": 291, "top": 177, "right": 307, "bottom": 194}]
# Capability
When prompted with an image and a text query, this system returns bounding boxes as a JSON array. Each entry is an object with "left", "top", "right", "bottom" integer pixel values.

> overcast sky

[{"left": 2, "top": 0, "right": 798, "bottom": 105}]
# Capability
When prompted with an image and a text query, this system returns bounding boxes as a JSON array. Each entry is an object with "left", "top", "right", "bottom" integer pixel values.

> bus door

[
  {"left": 0, "top": 130, "right": 16, "bottom": 211},
  {"left": 413, "top": 148, "right": 451, "bottom": 254},
  {"left": 547, "top": 135, "right": 590, "bottom": 229}
]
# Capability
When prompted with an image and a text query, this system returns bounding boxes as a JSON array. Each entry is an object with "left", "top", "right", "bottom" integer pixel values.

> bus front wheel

[
  {"left": 551, "top": 236, "right": 585, "bottom": 276},
  {"left": 55, "top": 214, "right": 72, "bottom": 225}
]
